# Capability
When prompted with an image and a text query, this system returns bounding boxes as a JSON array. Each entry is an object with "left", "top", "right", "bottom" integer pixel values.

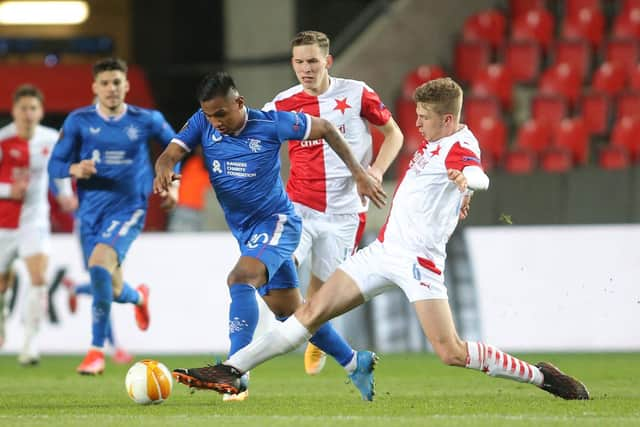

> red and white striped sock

[{"left": 465, "top": 341, "right": 543, "bottom": 386}]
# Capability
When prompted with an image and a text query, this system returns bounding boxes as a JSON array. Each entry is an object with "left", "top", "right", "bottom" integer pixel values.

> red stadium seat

[
  {"left": 503, "top": 39, "right": 542, "bottom": 82},
  {"left": 471, "top": 64, "right": 513, "bottom": 110},
  {"left": 531, "top": 93, "right": 569, "bottom": 130},
  {"left": 598, "top": 145, "right": 630, "bottom": 170},
  {"left": 514, "top": 118, "right": 552, "bottom": 153},
  {"left": 615, "top": 91, "right": 640, "bottom": 120},
  {"left": 463, "top": 94, "right": 501, "bottom": 130},
  {"left": 471, "top": 116, "right": 507, "bottom": 165},
  {"left": 630, "top": 64, "right": 640, "bottom": 90},
  {"left": 611, "top": 116, "right": 640, "bottom": 161},
  {"left": 553, "top": 117, "right": 590, "bottom": 165},
  {"left": 552, "top": 39, "right": 592, "bottom": 82},
  {"left": 538, "top": 62, "right": 582, "bottom": 106},
  {"left": 622, "top": 0, "right": 640, "bottom": 11},
  {"left": 561, "top": 6, "right": 605, "bottom": 48},
  {"left": 566, "top": 0, "right": 602, "bottom": 16},
  {"left": 503, "top": 148, "right": 537, "bottom": 174},
  {"left": 462, "top": 9, "right": 507, "bottom": 48},
  {"left": 454, "top": 40, "right": 491, "bottom": 83},
  {"left": 401, "top": 65, "right": 446, "bottom": 99},
  {"left": 511, "top": 8, "right": 555, "bottom": 51},
  {"left": 509, "top": 0, "right": 546, "bottom": 18},
  {"left": 540, "top": 146, "right": 573, "bottom": 173},
  {"left": 605, "top": 38, "right": 639, "bottom": 78},
  {"left": 395, "top": 97, "right": 417, "bottom": 133},
  {"left": 591, "top": 62, "right": 627, "bottom": 97},
  {"left": 612, "top": 7, "right": 640, "bottom": 39},
  {"left": 579, "top": 91, "right": 611, "bottom": 135}
]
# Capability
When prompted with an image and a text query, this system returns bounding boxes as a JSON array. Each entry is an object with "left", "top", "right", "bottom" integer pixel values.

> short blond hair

[
  {"left": 291, "top": 30, "right": 330, "bottom": 55},
  {"left": 413, "top": 77, "right": 463, "bottom": 119}
]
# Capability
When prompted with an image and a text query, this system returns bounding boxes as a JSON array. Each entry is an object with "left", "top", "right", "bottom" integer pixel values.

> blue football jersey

[
  {"left": 48, "top": 104, "right": 175, "bottom": 223},
  {"left": 173, "top": 107, "right": 310, "bottom": 235}
]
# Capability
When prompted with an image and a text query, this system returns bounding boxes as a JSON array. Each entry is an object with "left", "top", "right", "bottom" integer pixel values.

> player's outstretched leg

[
  {"left": 347, "top": 351, "right": 378, "bottom": 401},
  {"left": 172, "top": 364, "right": 246, "bottom": 394},
  {"left": 465, "top": 342, "right": 590, "bottom": 400},
  {"left": 19, "top": 285, "right": 47, "bottom": 366},
  {"left": 77, "top": 266, "right": 111, "bottom": 375},
  {"left": 113, "top": 282, "right": 149, "bottom": 330}
]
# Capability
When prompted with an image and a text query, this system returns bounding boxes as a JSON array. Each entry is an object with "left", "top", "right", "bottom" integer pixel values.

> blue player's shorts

[
  {"left": 238, "top": 212, "right": 301, "bottom": 297},
  {"left": 79, "top": 208, "right": 147, "bottom": 268}
]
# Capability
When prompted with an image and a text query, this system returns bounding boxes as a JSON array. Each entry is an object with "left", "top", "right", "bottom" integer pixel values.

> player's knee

[{"left": 227, "top": 269, "right": 263, "bottom": 287}]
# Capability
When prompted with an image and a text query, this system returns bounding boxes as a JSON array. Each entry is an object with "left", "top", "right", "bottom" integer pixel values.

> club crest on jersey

[
  {"left": 125, "top": 125, "right": 139, "bottom": 141},
  {"left": 212, "top": 160, "right": 222, "bottom": 174},
  {"left": 248, "top": 138, "right": 262, "bottom": 153},
  {"left": 334, "top": 97, "right": 351, "bottom": 114}
]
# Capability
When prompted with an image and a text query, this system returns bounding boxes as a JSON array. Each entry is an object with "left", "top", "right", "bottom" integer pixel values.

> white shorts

[
  {"left": 338, "top": 240, "right": 448, "bottom": 303},
  {"left": 293, "top": 202, "right": 361, "bottom": 281},
  {"left": 0, "top": 225, "right": 50, "bottom": 273}
]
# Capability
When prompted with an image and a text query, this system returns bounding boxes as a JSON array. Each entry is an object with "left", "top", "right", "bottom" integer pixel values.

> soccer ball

[{"left": 125, "top": 359, "right": 173, "bottom": 405}]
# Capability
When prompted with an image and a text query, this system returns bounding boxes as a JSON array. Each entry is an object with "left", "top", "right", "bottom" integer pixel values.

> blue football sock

[
  {"left": 106, "top": 316, "right": 115, "bottom": 346},
  {"left": 114, "top": 282, "right": 140, "bottom": 305},
  {"left": 309, "top": 321, "right": 355, "bottom": 367},
  {"left": 75, "top": 283, "right": 92, "bottom": 295},
  {"left": 89, "top": 266, "right": 113, "bottom": 348},
  {"left": 228, "top": 283, "right": 259, "bottom": 357}
]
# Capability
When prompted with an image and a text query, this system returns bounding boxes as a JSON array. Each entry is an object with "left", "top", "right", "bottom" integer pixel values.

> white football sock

[
  {"left": 22, "top": 285, "right": 47, "bottom": 358},
  {"left": 226, "top": 315, "right": 311, "bottom": 373},
  {"left": 466, "top": 341, "right": 543, "bottom": 386}
]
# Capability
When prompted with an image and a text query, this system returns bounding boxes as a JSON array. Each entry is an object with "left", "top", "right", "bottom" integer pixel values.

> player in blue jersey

[
  {"left": 155, "top": 71, "right": 386, "bottom": 401},
  {"left": 47, "top": 58, "right": 177, "bottom": 375}
]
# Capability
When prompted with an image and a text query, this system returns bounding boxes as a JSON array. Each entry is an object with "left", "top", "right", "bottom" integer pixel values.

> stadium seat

[
  {"left": 591, "top": 62, "right": 627, "bottom": 97},
  {"left": 579, "top": 91, "right": 611, "bottom": 135},
  {"left": 395, "top": 97, "right": 417, "bottom": 134},
  {"left": 471, "top": 64, "right": 513, "bottom": 110},
  {"left": 531, "top": 93, "right": 569, "bottom": 130},
  {"left": 553, "top": 117, "right": 590, "bottom": 165},
  {"left": 462, "top": 9, "right": 507, "bottom": 49},
  {"left": 615, "top": 91, "right": 640, "bottom": 120},
  {"left": 470, "top": 116, "right": 507, "bottom": 165},
  {"left": 540, "top": 146, "right": 574, "bottom": 173},
  {"left": 509, "top": 0, "right": 546, "bottom": 18},
  {"left": 463, "top": 94, "right": 501, "bottom": 130},
  {"left": 502, "top": 147, "right": 537, "bottom": 174},
  {"left": 604, "top": 38, "right": 639, "bottom": 78},
  {"left": 598, "top": 145, "right": 630, "bottom": 170},
  {"left": 514, "top": 118, "right": 552, "bottom": 154},
  {"left": 538, "top": 62, "right": 582, "bottom": 106},
  {"left": 552, "top": 39, "right": 592, "bottom": 82},
  {"left": 401, "top": 65, "right": 446, "bottom": 99},
  {"left": 561, "top": 6, "right": 605, "bottom": 49},
  {"left": 503, "top": 39, "right": 542, "bottom": 82},
  {"left": 611, "top": 116, "right": 640, "bottom": 161},
  {"left": 511, "top": 8, "right": 555, "bottom": 51},
  {"left": 454, "top": 40, "right": 491, "bottom": 83},
  {"left": 612, "top": 7, "right": 640, "bottom": 39},
  {"left": 566, "top": 0, "right": 602, "bottom": 16},
  {"left": 630, "top": 64, "right": 640, "bottom": 90}
]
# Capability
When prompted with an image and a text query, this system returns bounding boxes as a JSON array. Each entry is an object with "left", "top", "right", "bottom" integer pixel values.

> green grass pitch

[{"left": 1, "top": 352, "right": 638, "bottom": 426}]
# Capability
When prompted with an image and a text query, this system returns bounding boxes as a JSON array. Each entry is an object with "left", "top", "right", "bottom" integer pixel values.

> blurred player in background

[
  {"left": 264, "top": 30, "right": 403, "bottom": 375},
  {"left": 48, "top": 58, "right": 177, "bottom": 375},
  {"left": 0, "top": 85, "right": 76, "bottom": 365},
  {"left": 183, "top": 78, "right": 590, "bottom": 401},
  {"left": 155, "top": 71, "right": 386, "bottom": 401}
]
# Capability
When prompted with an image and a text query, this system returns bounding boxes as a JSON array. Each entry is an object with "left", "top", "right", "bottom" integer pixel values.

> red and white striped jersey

[
  {"left": 0, "top": 123, "right": 60, "bottom": 228},
  {"left": 0, "top": 135, "right": 30, "bottom": 229},
  {"left": 264, "top": 77, "right": 391, "bottom": 214},
  {"left": 378, "top": 125, "right": 483, "bottom": 273}
]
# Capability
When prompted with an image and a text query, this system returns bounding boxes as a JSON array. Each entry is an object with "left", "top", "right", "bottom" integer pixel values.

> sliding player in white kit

[
  {"left": 0, "top": 85, "right": 76, "bottom": 365},
  {"left": 264, "top": 31, "right": 403, "bottom": 375},
  {"left": 191, "top": 78, "right": 590, "bottom": 401}
]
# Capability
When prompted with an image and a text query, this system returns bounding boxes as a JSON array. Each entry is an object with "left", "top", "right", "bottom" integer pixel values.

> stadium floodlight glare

[{"left": 0, "top": 1, "right": 89, "bottom": 25}]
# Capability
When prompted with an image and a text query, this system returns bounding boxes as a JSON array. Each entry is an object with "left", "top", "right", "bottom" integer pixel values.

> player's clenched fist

[{"left": 69, "top": 159, "right": 97, "bottom": 179}]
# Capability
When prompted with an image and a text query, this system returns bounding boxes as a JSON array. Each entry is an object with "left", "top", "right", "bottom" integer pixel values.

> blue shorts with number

[
  {"left": 79, "top": 208, "right": 147, "bottom": 268},
  {"left": 237, "top": 212, "right": 301, "bottom": 297}
]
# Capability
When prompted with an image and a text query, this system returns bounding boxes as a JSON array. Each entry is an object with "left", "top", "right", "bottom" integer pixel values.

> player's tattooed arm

[{"left": 307, "top": 117, "right": 387, "bottom": 208}]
